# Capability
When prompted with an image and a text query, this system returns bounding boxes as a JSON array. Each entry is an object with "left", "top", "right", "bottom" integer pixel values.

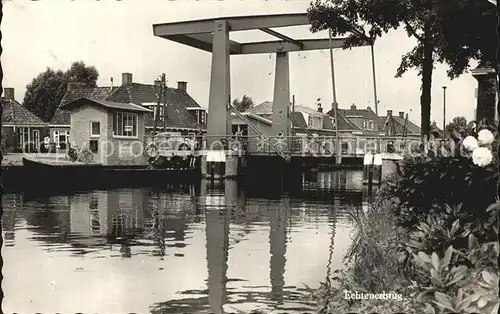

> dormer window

[{"left": 368, "top": 120, "right": 374, "bottom": 130}]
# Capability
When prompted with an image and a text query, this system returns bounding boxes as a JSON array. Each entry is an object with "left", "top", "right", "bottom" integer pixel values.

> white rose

[
  {"left": 477, "top": 129, "right": 495, "bottom": 146},
  {"left": 472, "top": 147, "right": 493, "bottom": 167},
  {"left": 462, "top": 136, "right": 478, "bottom": 151}
]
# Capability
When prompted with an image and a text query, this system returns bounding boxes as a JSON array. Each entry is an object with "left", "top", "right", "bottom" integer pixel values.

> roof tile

[{"left": 2, "top": 98, "right": 47, "bottom": 127}]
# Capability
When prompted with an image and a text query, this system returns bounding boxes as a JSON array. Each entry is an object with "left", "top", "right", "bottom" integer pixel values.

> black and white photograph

[{"left": 0, "top": 0, "right": 499, "bottom": 313}]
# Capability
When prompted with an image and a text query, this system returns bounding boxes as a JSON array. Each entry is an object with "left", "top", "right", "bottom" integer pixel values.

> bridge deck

[{"left": 148, "top": 135, "right": 419, "bottom": 160}]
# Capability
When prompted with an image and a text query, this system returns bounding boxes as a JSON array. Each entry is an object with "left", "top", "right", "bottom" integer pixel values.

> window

[
  {"left": 90, "top": 121, "right": 100, "bottom": 137},
  {"left": 89, "top": 139, "right": 99, "bottom": 153},
  {"left": 113, "top": 112, "right": 138, "bottom": 137},
  {"left": 368, "top": 120, "right": 374, "bottom": 130},
  {"left": 363, "top": 121, "right": 367, "bottom": 129},
  {"left": 53, "top": 130, "right": 70, "bottom": 146}
]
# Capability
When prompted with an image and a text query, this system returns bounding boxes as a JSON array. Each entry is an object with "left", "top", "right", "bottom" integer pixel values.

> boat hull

[{"left": 14, "top": 157, "right": 200, "bottom": 192}]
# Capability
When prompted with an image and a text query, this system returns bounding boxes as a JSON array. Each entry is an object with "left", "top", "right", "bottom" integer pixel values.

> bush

[{"left": 381, "top": 156, "right": 498, "bottom": 230}]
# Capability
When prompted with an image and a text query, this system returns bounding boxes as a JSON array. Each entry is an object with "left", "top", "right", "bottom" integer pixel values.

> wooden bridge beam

[{"left": 206, "top": 20, "right": 232, "bottom": 145}]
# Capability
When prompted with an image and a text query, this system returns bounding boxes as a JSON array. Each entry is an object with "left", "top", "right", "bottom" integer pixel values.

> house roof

[
  {"left": 107, "top": 83, "right": 204, "bottom": 130},
  {"left": 378, "top": 114, "right": 421, "bottom": 136},
  {"left": 289, "top": 111, "right": 308, "bottom": 129},
  {"left": 247, "top": 101, "right": 273, "bottom": 115},
  {"left": 1, "top": 98, "right": 47, "bottom": 127},
  {"left": 340, "top": 105, "right": 378, "bottom": 118},
  {"left": 51, "top": 87, "right": 117, "bottom": 126},
  {"left": 60, "top": 97, "right": 153, "bottom": 113},
  {"left": 107, "top": 83, "right": 201, "bottom": 109},
  {"left": 50, "top": 83, "right": 204, "bottom": 130},
  {"left": 144, "top": 102, "right": 204, "bottom": 130},
  {"left": 325, "top": 108, "right": 361, "bottom": 131},
  {"left": 294, "top": 105, "right": 329, "bottom": 118}
]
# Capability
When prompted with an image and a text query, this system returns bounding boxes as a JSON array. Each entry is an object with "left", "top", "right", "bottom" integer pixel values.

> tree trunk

[{"left": 420, "top": 38, "right": 434, "bottom": 141}]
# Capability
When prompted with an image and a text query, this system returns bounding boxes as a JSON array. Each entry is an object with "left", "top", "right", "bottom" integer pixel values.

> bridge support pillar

[
  {"left": 272, "top": 52, "right": 291, "bottom": 138},
  {"left": 201, "top": 155, "right": 208, "bottom": 177},
  {"left": 371, "top": 153, "right": 382, "bottom": 186},
  {"left": 207, "top": 20, "right": 231, "bottom": 145},
  {"left": 362, "top": 152, "right": 373, "bottom": 185},
  {"left": 202, "top": 151, "right": 240, "bottom": 179},
  {"left": 225, "top": 153, "right": 239, "bottom": 178}
]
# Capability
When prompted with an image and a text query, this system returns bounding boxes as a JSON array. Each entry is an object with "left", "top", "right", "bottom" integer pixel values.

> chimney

[
  {"left": 350, "top": 104, "right": 356, "bottom": 110},
  {"left": 177, "top": 81, "right": 187, "bottom": 92},
  {"left": 387, "top": 110, "right": 393, "bottom": 116},
  {"left": 122, "top": 72, "right": 133, "bottom": 86},
  {"left": 399, "top": 111, "right": 404, "bottom": 118},
  {"left": 317, "top": 103, "right": 323, "bottom": 113},
  {"left": 3, "top": 87, "right": 14, "bottom": 100}
]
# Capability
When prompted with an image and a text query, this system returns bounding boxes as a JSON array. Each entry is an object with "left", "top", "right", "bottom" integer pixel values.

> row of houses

[
  {"left": 1, "top": 72, "right": 422, "bottom": 153},
  {"left": 236, "top": 101, "right": 422, "bottom": 139}
]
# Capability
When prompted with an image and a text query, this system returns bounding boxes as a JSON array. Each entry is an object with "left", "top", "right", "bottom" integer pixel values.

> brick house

[
  {"left": 49, "top": 73, "right": 206, "bottom": 148},
  {"left": 60, "top": 97, "right": 152, "bottom": 166},
  {"left": 1, "top": 87, "right": 48, "bottom": 152},
  {"left": 378, "top": 110, "right": 421, "bottom": 138}
]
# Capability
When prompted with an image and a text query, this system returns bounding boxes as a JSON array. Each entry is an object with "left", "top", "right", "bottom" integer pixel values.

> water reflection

[{"left": 2, "top": 171, "right": 368, "bottom": 313}]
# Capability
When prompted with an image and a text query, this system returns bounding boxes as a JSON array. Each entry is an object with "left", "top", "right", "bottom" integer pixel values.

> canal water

[{"left": 2, "top": 170, "right": 368, "bottom": 314}]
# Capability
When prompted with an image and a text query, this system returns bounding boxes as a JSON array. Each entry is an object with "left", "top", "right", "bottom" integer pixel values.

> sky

[{"left": 2, "top": 0, "right": 480, "bottom": 128}]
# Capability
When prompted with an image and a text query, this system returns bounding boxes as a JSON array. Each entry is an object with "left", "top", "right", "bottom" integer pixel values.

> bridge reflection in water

[{"left": 2, "top": 170, "right": 368, "bottom": 313}]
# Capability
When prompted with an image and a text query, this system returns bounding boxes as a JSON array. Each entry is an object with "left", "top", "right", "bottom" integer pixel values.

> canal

[{"left": 2, "top": 170, "right": 369, "bottom": 314}]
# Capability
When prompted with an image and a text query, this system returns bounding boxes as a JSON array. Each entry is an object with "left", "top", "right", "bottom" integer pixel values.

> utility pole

[
  {"left": 370, "top": 42, "right": 381, "bottom": 154},
  {"left": 162, "top": 74, "right": 167, "bottom": 131},
  {"left": 329, "top": 28, "right": 341, "bottom": 165},
  {"left": 153, "top": 74, "right": 165, "bottom": 136},
  {"left": 442, "top": 86, "right": 447, "bottom": 130}
]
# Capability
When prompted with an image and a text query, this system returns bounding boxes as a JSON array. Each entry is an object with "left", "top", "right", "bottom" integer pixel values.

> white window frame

[
  {"left": 113, "top": 112, "right": 138, "bottom": 138},
  {"left": 368, "top": 120, "right": 374, "bottom": 130},
  {"left": 33, "top": 130, "right": 40, "bottom": 149},
  {"left": 53, "top": 130, "right": 70, "bottom": 146},
  {"left": 90, "top": 121, "right": 101, "bottom": 137}
]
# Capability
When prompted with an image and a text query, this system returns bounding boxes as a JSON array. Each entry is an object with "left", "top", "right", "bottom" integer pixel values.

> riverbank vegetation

[{"left": 307, "top": 127, "right": 499, "bottom": 313}]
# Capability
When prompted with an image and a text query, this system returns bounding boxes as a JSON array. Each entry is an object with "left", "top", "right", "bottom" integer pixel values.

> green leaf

[
  {"left": 450, "top": 219, "right": 460, "bottom": 236},
  {"left": 431, "top": 252, "right": 440, "bottom": 270},
  {"left": 431, "top": 269, "right": 444, "bottom": 286},
  {"left": 477, "top": 296, "right": 489, "bottom": 308},
  {"left": 443, "top": 246, "right": 453, "bottom": 267},
  {"left": 433, "top": 292, "right": 456, "bottom": 311},
  {"left": 481, "top": 271, "right": 497, "bottom": 286},
  {"left": 485, "top": 201, "right": 500, "bottom": 212},
  {"left": 468, "top": 234, "right": 479, "bottom": 250}
]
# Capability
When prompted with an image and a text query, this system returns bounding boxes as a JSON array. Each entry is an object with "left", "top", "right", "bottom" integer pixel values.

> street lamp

[{"left": 442, "top": 86, "right": 447, "bottom": 130}]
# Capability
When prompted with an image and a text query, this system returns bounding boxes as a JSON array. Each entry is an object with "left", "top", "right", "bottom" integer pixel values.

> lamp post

[{"left": 442, "top": 86, "right": 447, "bottom": 130}]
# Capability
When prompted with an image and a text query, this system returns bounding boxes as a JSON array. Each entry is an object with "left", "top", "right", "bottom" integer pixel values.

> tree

[
  {"left": 445, "top": 116, "right": 468, "bottom": 134},
  {"left": 307, "top": 0, "right": 497, "bottom": 139},
  {"left": 23, "top": 61, "right": 99, "bottom": 122},
  {"left": 232, "top": 95, "right": 254, "bottom": 112}
]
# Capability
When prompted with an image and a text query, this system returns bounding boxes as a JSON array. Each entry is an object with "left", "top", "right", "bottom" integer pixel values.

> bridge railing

[{"left": 143, "top": 134, "right": 424, "bottom": 157}]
